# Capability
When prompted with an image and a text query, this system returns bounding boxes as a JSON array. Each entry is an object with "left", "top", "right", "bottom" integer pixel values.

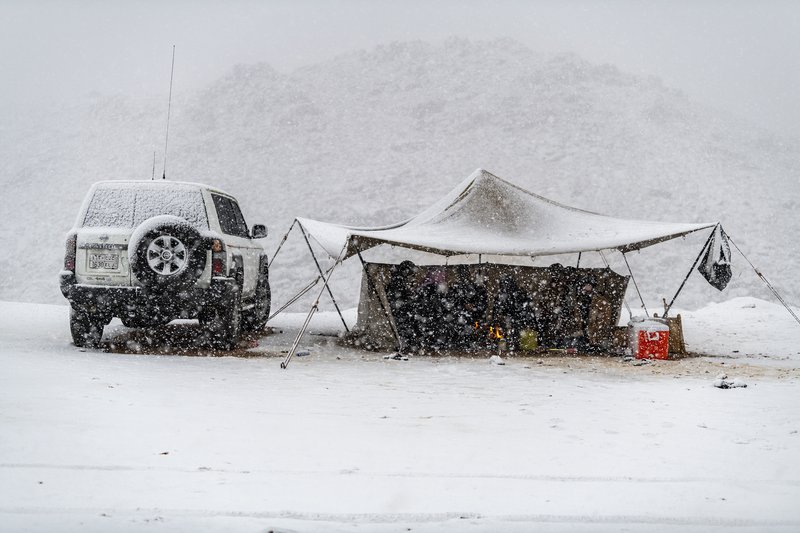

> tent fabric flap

[
  {"left": 297, "top": 169, "right": 716, "bottom": 259},
  {"left": 351, "top": 262, "right": 630, "bottom": 351}
]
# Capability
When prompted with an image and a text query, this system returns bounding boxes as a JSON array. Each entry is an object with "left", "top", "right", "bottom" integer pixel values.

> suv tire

[
  {"left": 129, "top": 216, "right": 208, "bottom": 290},
  {"left": 200, "top": 294, "right": 242, "bottom": 350},
  {"left": 70, "top": 308, "right": 104, "bottom": 348},
  {"left": 242, "top": 263, "right": 271, "bottom": 332}
]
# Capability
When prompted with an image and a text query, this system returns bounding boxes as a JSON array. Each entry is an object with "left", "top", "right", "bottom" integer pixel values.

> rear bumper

[{"left": 59, "top": 271, "right": 237, "bottom": 320}]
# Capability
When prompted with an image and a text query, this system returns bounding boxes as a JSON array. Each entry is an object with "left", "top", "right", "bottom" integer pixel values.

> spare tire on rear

[{"left": 129, "top": 215, "right": 208, "bottom": 289}]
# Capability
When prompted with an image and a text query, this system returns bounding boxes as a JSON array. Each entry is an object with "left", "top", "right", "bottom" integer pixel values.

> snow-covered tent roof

[{"left": 297, "top": 169, "right": 716, "bottom": 259}]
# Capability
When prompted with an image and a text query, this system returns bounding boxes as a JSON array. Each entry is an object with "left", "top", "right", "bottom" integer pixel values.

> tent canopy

[{"left": 297, "top": 169, "right": 716, "bottom": 260}]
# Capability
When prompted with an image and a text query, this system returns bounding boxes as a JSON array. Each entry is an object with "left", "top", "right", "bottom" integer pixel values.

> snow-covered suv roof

[
  {"left": 90, "top": 179, "right": 235, "bottom": 198},
  {"left": 77, "top": 180, "right": 238, "bottom": 230}
]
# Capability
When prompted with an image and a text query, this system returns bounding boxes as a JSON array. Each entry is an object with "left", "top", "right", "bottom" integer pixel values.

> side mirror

[{"left": 251, "top": 224, "right": 268, "bottom": 239}]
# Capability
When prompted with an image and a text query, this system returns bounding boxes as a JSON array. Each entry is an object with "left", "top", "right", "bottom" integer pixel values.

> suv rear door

[{"left": 75, "top": 183, "right": 211, "bottom": 287}]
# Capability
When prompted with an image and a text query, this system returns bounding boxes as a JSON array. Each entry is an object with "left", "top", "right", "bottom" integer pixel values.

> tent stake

[
  {"left": 357, "top": 251, "right": 403, "bottom": 351},
  {"left": 268, "top": 219, "right": 297, "bottom": 268},
  {"left": 621, "top": 251, "right": 649, "bottom": 317},
  {"left": 281, "top": 248, "right": 347, "bottom": 369},
  {"left": 728, "top": 236, "right": 800, "bottom": 328},
  {"left": 663, "top": 225, "right": 717, "bottom": 317},
  {"left": 299, "top": 224, "right": 350, "bottom": 333}
]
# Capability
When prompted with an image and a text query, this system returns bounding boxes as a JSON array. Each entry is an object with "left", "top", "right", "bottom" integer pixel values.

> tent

[{"left": 273, "top": 169, "right": 726, "bottom": 368}]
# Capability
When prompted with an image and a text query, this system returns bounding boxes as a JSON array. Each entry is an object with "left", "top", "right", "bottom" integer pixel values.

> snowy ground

[{"left": 1, "top": 298, "right": 799, "bottom": 532}]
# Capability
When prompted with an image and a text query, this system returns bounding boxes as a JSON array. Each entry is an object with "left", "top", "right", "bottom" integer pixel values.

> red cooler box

[{"left": 629, "top": 320, "right": 670, "bottom": 360}]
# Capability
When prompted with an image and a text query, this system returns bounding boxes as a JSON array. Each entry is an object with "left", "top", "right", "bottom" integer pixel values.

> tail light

[
  {"left": 64, "top": 234, "right": 77, "bottom": 271},
  {"left": 211, "top": 239, "right": 225, "bottom": 276}
]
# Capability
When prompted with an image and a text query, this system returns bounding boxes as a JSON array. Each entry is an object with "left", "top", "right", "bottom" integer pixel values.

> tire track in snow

[
  {"left": 2, "top": 462, "right": 799, "bottom": 486},
  {"left": 1, "top": 506, "right": 800, "bottom": 528}
]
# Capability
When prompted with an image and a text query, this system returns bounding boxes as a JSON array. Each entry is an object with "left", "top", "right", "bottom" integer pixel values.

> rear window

[{"left": 82, "top": 186, "right": 209, "bottom": 229}]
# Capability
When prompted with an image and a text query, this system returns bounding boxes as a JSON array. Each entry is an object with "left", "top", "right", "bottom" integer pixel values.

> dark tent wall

[{"left": 352, "top": 262, "right": 629, "bottom": 351}]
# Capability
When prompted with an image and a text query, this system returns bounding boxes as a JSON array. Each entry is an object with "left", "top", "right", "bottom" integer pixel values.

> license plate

[{"left": 89, "top": 252, "right": 119, "bottom": 270}]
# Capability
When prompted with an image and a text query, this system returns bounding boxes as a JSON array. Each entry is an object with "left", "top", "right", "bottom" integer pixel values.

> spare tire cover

[{"left": 129, "top": 215, "right": 208, "bottom": 289}]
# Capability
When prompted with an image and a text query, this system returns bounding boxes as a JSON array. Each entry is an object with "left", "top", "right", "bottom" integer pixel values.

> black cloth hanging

[{"left": 698, "top": 225, "right": 732, "bottom": 291}]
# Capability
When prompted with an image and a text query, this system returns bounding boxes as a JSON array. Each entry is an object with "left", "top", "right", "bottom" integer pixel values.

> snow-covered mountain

[{"left": 2, "top": 38, "right": 798, "bottom": 311}]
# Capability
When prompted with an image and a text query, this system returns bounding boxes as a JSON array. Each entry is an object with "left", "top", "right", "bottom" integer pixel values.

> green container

[{"left": 520, "top": 329, "right": 539, "bottom": 351}]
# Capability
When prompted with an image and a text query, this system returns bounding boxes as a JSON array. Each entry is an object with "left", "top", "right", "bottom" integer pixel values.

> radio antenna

[{"left": 162, "top": 45, "right": 176, "bottom": 180}]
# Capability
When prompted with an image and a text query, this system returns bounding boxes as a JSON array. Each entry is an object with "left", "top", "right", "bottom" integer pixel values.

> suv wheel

[
  {"left": 70, "top": 308, "right": 104, "bottom": 348},
  {"left": 129, "top": 216, "right": 208, "bottom": 290},
  {"left": 200, "top": 296, "right": 242, "bottom": 350},
  {"left": 242, "top": 267, "right": 271, "bottom": 333}
]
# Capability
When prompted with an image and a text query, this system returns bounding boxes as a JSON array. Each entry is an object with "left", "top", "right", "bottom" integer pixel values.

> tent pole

[
  {"left": 663, "top": 225, "right": 717, "bottom": 317},
  {"left": 268, "top": 274, "right": 324, "bottom": 321},
  {"left": 621, "top": 251, "right": 649, "bottom": 316},
  {"left": 281, "top": 248, "right": 347, "bottom": 369},
  {"left": 728, "top": 236, "right": 800, "bottom": 328},
  {"left": 268, "top": 219, "right": 297, "bottom": 268},
  {"left": 356, "top": 251, "right": 403, "bottom": 351},
  {"left": 299, "top": 224, "right": 350, "bottom": 333}
]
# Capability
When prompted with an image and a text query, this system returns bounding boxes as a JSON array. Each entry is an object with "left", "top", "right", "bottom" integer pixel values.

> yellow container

[{"left": 520, "top": 329, "right": 539, "bottom": 351}]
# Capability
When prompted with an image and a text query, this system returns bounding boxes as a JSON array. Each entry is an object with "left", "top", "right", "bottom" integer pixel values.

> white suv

[{"left": 60, "top": 180, "right": 270, "bottom": 349}]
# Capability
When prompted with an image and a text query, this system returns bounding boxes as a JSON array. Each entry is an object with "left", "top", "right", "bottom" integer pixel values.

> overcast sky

[{"left": 2, "top": 0, "right": 799, "bottom": 138}]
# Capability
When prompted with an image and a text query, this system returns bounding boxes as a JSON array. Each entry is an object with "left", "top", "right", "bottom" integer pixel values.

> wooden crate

[{"left": 651, "top": 313, "right": 687, "bottom": 355}]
